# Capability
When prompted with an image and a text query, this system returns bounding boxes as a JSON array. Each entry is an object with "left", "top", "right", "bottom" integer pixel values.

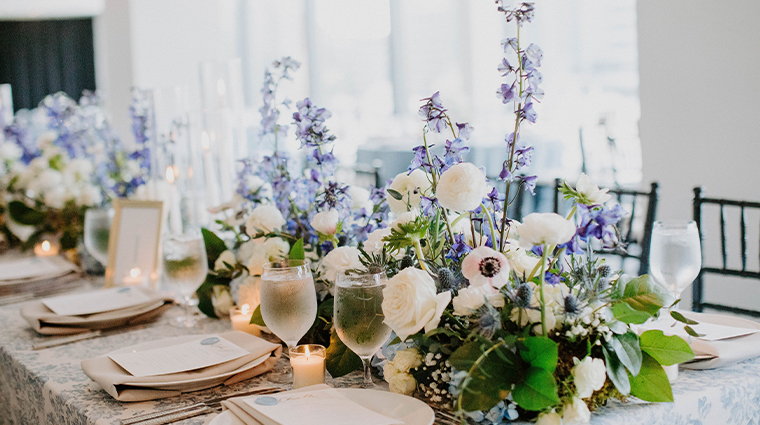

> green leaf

[
  {"left": 511, "top": 367, "right": 560, "bottom": 411},
  {"left": 249, "top": 305, "right": 266, "bottom": 326},
  {"left": 616, "top": 275, "right": 670, "bottom": 315},
  {"left": 325, "top": 328, "right": 362, "bottom": 378},
  {"left": 602, "top": 344, "right": 630, "bottom": 395},
  {"left": 8, "top": 201, "right": 44, "bottom": 226},
  {"left": 518, "top": 337, "right": 558, "bottom": 372},
  {"left": 201, "top": 228, "right": 227, "bottom": 267},
  {"left": 195, "top": 274, "right": 230, "bottom": 319},
  {"left": 684, "top": 325, "right": 704, "bottom": 338},
  {"left": 612, "top": 302, "right": 653, "bottom": 324},
  {"left": 640, "top": 330, "right": 695, "bottom": 366},
  {"left": 611, "top": 331, "right": 643, "bottom": 376},
  {"left": 387, "top": 188, "right": 404, "bottom": 201},
  {"left": 60, "top": 228, "right": 78, "bottom": 250},
  {"left": 289, "top": 238, "right": 305, "bottom": 260},
  {"left": 670, "top": 311, "right": 699, "bottom": 325},
  {"left": 629, "top": 352, "right": 673, "bottom": 402},
  {"left": 450, "top": 341, "right": 520, "bottom": 412}
]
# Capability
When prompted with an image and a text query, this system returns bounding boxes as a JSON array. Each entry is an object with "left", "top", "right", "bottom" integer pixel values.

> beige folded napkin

[
  {"left": 221, "top": 385, "right": 332, "bottom": 425},
  {"left": 81, "top": 331, "right": 282, "bottom": 402},
  {"left": 20, "top": 287, "right": 174, "bottom": 335}
]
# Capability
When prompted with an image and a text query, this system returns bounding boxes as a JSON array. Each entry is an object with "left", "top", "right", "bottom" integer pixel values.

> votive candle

[
  {"left": 230, "top": 304, "right": 261, "bottom": 336},
  {"left": 34, "top": 240, "right": 59, "bottom": 257},
  {"left": 290, "top": 344, "right": 326, "bottom": 389}
]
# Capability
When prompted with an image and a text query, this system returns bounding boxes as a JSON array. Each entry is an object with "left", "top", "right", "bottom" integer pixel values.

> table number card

[
  {"left": 108, "top": 336, "right": 250, "bottom": 377},
  {"left": 42, "top": 287, "right": 152, "bottom": 316}
]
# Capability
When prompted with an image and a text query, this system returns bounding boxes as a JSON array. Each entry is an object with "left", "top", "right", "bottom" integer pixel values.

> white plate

[
  {"left": 686, "top": 311, "right": 760, "bottom": 330},
  {"left": 209, "top": 388, "right": 435, "bottom": 425},
  {"left": 110, "top": 334, "right": 270, "bottom": 390}
]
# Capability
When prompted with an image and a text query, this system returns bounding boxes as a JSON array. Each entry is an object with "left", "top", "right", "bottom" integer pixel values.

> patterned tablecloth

[{"left": 0, "top": 287, "right": 759, "bottom": 425}]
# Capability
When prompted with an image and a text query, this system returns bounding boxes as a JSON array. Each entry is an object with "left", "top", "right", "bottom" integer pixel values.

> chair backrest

[
  {"left": 692, "top": 187, "right": 760, "bottom": 317},
  {"left": 553, "top": 179, "right": 659, "bottom": 276}
]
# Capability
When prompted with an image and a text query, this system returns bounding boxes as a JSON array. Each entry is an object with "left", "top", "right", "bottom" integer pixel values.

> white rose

[
  {"left": 237, "top": 276, "right": 262, "bottom": 308},
  {"left": 562, "top": 397, "right": 591, "bottom": 425},
  {"left": 390, "top": 208, "right": 420, "bottom": 232},
  {"left": 310, "top": 209, "right": 340, "bottom": 235},
  {"left": 76, "top": 184, "right": 102, "bottom": 207},
  {"left": 572, "top": 356, "right": 607, "bottom": 398},
  {"left": 536, "top": 411, "right": 562, "bottom": 425},
  {"left": 211, "top": 286, "right": 234, "bottom": 317},
  {"left": 246, "top": 175, "right": 265, "bottom": 192},
  {"left": 320, "top": 246, "right": 362, "bottom": 283},
  {"left": 383, "top": 362, "right": 401, "bottom": 381},
  {"left": 43, "top": 187, "right": 67, "bottom": 209},
  {"left": 237, "top": 239, "right": 260, "bottom": 264},
  {"left": 245, "top": 205, "right": 286, "bottom": 235},
  {"left": 0, "top": 142, "right": 22, "bottom": 161},
  {"left": 387, "top": 169, "right": 431, "bottom": 214},
  {"left": 576, "top": 173, "right": 611, "bottom": 205},
  {"left": 246, "top": 237, "right": 290, "bottom": 275},
  {"left": 364, "top": 227, "right": 404, "bottom": 260},
  {"left": 392, "top": 348, "right": 423, "bottom": 373},
  {"left": 518, "top": 212, "right": 576, "bottom": 247},
  {"left": 348, "top": 186, "right": 373, "bottom": 211},
  {"left": 214, "top": 250, "right": 237, "bottom": 271},
  {"left": 436, "top": 163, "right": 488, "bottom": 212},
  {"left": 388, "top": 372, "right": 417, "bottom": 396},
  {"left": 382, "top": 267, "right": 451, "bottom": 341}
]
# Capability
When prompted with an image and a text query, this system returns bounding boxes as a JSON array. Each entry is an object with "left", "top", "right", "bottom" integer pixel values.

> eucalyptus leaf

[
  {"left": 602, "top": 344, "right": 630, "bottom": 395},
  {"left": 612, "top": 302, "right": 653, "bottom": 324},
  {"left": 629, "top": 352, "right": 673, "bottom": 402},
  {"left": 325, "top": 328, "right": 362, "bottom": 378},
  {"left": 387, "top": 188, "right": 404, "bottom": 201},
  {"left": 518, "top": 337, "right": 558, "bottom": 372},
  {"left": 640, "top": 330, "right": 695, "bottom": 366},
  {"left": 511, "top": 367, "right": 560, "bottom": 411},
  {"left": 684, "top": 325, "right": 705, "bottom": 338},
  {"left": 670, "top": 311, "right": 699, "bottom": 325},
  {"left": 289, "top": 238, "right": 305, "bottom": 260},
  {"left": 611, "top": 331, "right": 643, "bottom": 376}
]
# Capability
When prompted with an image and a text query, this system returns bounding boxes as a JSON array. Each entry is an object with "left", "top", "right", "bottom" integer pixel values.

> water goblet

[
  {"left": 649, "top": 220, "right": 702, "bottom": 306},
  {"left": 162, "top": 230, "right": 208, "bottom": 327}
]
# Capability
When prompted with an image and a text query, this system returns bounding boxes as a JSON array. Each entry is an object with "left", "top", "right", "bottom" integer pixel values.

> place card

[
  {"left": 640, "top": 316, "right": 760, "bottom": 341},
  {"left": 243, "top": 388, "right": 403, "bottom": 425},
  {"left": 109, "top": 336, "right": 249, "bottom": 377},
  {"left": 42, "top": 287, "right": 152, "bottom": 316}
]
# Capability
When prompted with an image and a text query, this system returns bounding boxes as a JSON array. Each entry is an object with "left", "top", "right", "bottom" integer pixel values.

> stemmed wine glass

[
  {"left": 334, "top": 270, "right": 392, "bottom": 388},
  {"left": 259, "top": 259, "right": 318, "bottom": 385},
  {"left": 84, "top": 207, "right": 114, "bottom": 267},
  {"left": 162, "top": 230, "right": 208, "bottom": 327},
  {"left": 649, "top": 220, "right": 702, "bottom": 307}
]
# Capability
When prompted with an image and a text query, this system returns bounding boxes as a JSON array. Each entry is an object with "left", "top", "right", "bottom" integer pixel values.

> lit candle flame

[
  {"left": 129, "top": 267, "right": 141, "bottom": 278},
  {"left": 305, "top": 345, "right": 310, "bottom": 360},
  {"left": 241, "top": 304, "right": 251, "bottom": 316},
  {"left": 165, "top": 166, "right": 175, "bottom": 183},
  {"left": 41, "top": 240, "right": 50, "bottom": 251}
]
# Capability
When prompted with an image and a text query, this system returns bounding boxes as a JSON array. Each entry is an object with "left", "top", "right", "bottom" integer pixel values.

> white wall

[{"left": 638, "top": 0, "right": 760, "bottom": 310}]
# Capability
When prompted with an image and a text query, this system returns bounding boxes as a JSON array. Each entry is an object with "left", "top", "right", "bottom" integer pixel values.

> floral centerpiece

[
  {"left": 0, "top": 91, "right": 150, "bottom": 250},
  {"left": 369, "top": 3, "right": 696, "bottom": 424}
]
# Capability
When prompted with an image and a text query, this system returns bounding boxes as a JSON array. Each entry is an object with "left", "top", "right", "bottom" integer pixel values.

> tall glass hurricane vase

[
  {"left": 334, "top": 271, "right": 392, "bottom": 388},
  {"left": 649, "top": 220, "right": 702, "bottom": 305},
  {"left": 260, "top": 259, "right": 318, "bottom": 384},
  {"left": 162, "top": 230, "right": 208, "bottom": 327}
]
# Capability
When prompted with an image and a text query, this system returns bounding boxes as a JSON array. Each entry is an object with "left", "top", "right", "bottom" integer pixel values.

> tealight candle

[
  {"left": 290, "top": 344, "right": 326, "bottom": 389},
  {"left": 230, "top": 304, "right": 261, "bottom": 336},
  {"left": 34, "top": 240, "right": 59, "bottom": 257},
  {"left": 122, "top": 267, "right": 147, "bottom": 286}
]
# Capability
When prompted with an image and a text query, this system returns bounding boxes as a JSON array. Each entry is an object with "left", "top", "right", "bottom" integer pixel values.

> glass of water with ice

[
  {"left": 649, "top": 220, "right": 702, "bottom": 305},
  {"left": 162, "top": 230, "right": 208, "bottom": 327}
]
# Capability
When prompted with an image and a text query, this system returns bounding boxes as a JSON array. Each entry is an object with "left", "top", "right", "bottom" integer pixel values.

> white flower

[
  {"left": 452, "top": 285, "right": 505, "bottom": 316},
  {"left": 392, "top": 348, "right": 423, "bottom": 372},
  {"left": 76, "top": 184, "right": 102, "bottom": 206},
  {"left": 310, "top": 209, "right": 340, "bottom": 235},
  {"left": 237, "top": 276, "right": 262, "bottom": 309},
  {"left": 382, "top": 267, "right": 451, "bottom": 341},
  {"left": 518, "top": 213, "right": 576, "bottom": 247},
  {"left": 246, "top": 237, "right": 290, "bottom": 275},
  {"left": 43, "top": 187, "right": 67, "bottom": 209},
  {"left": 572, "top": 356, "right": 607, "bottom": 398},
  {"left": 0, "top": 142, "right": 22, "bottom": 161},
  {"left": 246, "top": 175, "right": 265, "bottom": 192},
  {"left": 237, "top": 239, "right": 260, "bottom": 264},
  {"left": 387, "top": 169, "right": 431, "bottom": 214},
  {"left": 125, "top": 160, "right": 143, "bottom": 177},
  {"left": 536, "top": 411, "right": 562, "bottom": 425},
  {"left": 388, "top": 371, "right": 417, "bottom": 396},
  {"left": 436, "top": 163, "right": 488, "bottom": 212},
  {"left": 461, "top": 246, "right": 511, "bottom": 289},
  {"left": 348, "top": 186, "right": 373, "bottom": 211},
  {"left": 383, "top": 362, "right": 401, "bottom": 381},
  {"left": 364, "top": 227, "right": 404, "bottom": 260},
  {"left": 509, "top": 281, "right": 566, "bottom": 333},
  {"left": 576, "top": 173, "right": 610, "bottom": 205},
  {"left": 562, "top": 397, "right": 591, "bottom": 425},
  {"left": 63, "top": 158, "right": 93, "bottom": 183},
  {"left": 245, "top": 205, "right": 286, "bottom": 235},
  {"left": 320, "top": 246, "right": 362, "bottom": 283},
  {"left": 27, "top": 169, "right": 63, "bottom": 196},
  {"left": 212, "top": 286, "right": 234, "bottom": 317},
  {"left": 35, "top": 131, "right": 57, "bottom": 150},
  {"left": 214, "top": 250, "right": 237, "bottom": 271},
  {"left": 390, "top": 208, "right": 420, "bottom": 232},
  {"left": 503, "top": 239, "right": 541, "bottom": 277}
]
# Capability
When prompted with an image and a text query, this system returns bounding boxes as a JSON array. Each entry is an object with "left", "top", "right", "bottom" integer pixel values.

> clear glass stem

[{"left": 360, "top": 356, "right": 374, "bottom": 388}]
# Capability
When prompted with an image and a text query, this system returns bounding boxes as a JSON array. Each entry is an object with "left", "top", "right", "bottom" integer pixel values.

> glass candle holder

[
  {"left": 289, "top": 344, "right": 326, "bottom": 389},
  {"left": 230, "top": 304, "right": 261, "bottom": 336}
]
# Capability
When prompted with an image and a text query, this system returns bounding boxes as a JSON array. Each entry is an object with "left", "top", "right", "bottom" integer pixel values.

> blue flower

[
  {"left": 456, "top": 122, "right": 474, "bottom": 140},
  {"left": 520, "top": 102, "right": 537, "bottom": 123},
  {"left": 497, "top": 82, "right": 518, "bottom": 104},
  {"left": 419, "top": 92, "right": 448, "bottom": 133},
  {"left": 525, "top": 43, "right": 544, "bottom": 66},
  {"left": 498, "top": 57, "right": 514, "bottom": 76}
]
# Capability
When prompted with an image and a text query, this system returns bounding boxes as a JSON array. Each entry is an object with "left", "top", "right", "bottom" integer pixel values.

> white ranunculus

[
  {"left": 364, "top": 227, "right": 404, "bottom": 260},
  {"left": 562, "top": 397, "right": 591, "bottom": 425},
  {"left": 387, "top": 169, "right": 431, "bottom": 214},
  {"left": 320, "top": 246, "right": 362, "bottom": 283},
  {"left": 237, "top": 239, "right": 260, "bottom": 264},
  {"left": 390, "top": 208, "right": 420, "bottom": 232},
  {"left": 214, "top": 250, "right": 237, "bottom": 271},
  {"left": 43, "top": 187, "right": 67, "bottom": 209},
  {"left": 503, "top": 239, "right": 542, "bottom": 276},
  {"left": 0, "top": 142, "right": 22, "bottom": 161},
  {"left": 348, "top": 186, "right": 373, "bottom": 211},
  {"left": 310, "top": 209, "right": 340, "bottom": 235},
  {"left": 212, "top": 285, "right": 234, "bottom": 317},
  {"left": 436, "top": 163, "right": 488, "bottom": 212},
  {"left": 392, "top": 348, "right": 423, "bottom": 373},
  {"left": 452, "top": 285, "right": 491, "bottom": 316},
  {"left": 76, "top": 184, "right": 102, "bottom": 206},
  {"left": 518, "top": 213, "right": 576, "bottom": 247},
  {"left": 245, "top": 205, "right": 286, "bottom": 235},
  {"left": 246, "top": 237, "right": 290, "bottom": 275},
  {"left": 536, "top": 411, "right": 562, "bottom": 425},
  {"left": 382, "top": 267, "right": 452, "bottom": 341},
  {"left": 572, "top": 356, "right": 607, "bottom": 398},
  {"left": 383, "top": 362, "right": 401, "bottom": 381},
  {"left": 388, "top": 372, "right": 417, "bottom": 396},
  {"left": 576, "top": 173, "right": 611, "bottom": 205}
]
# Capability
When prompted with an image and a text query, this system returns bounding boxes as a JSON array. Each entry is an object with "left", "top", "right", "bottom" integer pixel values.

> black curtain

[{"left": 0, "top": 18, "right": 96, "bottom": 111}]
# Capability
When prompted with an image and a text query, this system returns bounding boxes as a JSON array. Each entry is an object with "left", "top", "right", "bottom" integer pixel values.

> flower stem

[
  {"left": 481, "top": 203, "right": 496, "bottom": 247},
  {"left": 413, "top": 239, "right": 428, "bottom": 272},
  {"left": 539, "top": 243, "right": 549, "bottom": 336}
]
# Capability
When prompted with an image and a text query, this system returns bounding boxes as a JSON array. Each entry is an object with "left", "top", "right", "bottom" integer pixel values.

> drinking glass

[
  {"left": 260, "top": 259, "right": 317, "bottom": 384},
  {"left": 83, "top": 207, "right": 114, "bottom": 266},
  {"left": 334, "top": 271, "right": 391, "bottom": 388},
  {"left": 649, "top": 220, "right": 702, "bottom": 305},
  {"left": 162, "top": 231, "right": 208, "bottom": 327}
]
